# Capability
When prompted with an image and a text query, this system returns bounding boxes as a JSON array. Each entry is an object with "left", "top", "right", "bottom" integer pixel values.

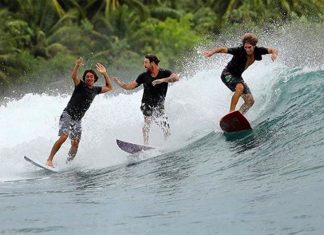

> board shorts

[
  {"left": 140, "top": 103, "right": 170, "bottom": 130},
  {"left": 58, "top": 111, "right": 82, "bottom": 140},
  {"left": 140, "top": 102, "right": 166, "bottom": 117},
  {"left": 221, "top": 68, "right": 251, "bottom": 94}
]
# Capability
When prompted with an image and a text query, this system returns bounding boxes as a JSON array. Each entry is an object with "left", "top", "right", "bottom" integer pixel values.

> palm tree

[
  {"left": 5, "top": 0, "right": 70, "bottom": 58},
  {"left": 0, "top": 9, "right": 24, "bottom": 89}
]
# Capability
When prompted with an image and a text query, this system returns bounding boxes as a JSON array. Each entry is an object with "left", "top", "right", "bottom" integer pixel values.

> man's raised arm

[
  {"left": 71, "top": 57, "right": 84, "bottom": 86},
  {"left": 96, "top": 63, "right": 112, "bottom": 93}
]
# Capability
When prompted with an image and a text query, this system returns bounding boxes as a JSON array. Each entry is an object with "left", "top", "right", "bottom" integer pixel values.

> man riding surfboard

[{"left": 203, "top": 33, "right": 278, "bottom": 114}]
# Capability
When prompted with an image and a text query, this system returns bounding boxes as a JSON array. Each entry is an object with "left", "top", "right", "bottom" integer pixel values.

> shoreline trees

[{"left": 0, "top": 0, "right": 323, "bottom": 96}]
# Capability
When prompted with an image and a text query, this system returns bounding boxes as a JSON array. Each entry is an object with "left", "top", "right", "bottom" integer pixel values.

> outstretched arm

[
  {"left": 152, "top": 73, "right": 179, "bottom": 86},
  {"left": 203, "top": 47, "right": 228, "bottom": 57},
  {"left": 71, "top": 57, "right": 84, "bottom": 86},
  {"left": 268, "top": 48, "right": 278, "bottom": 61},
  {"left": 96, "top": 63, "right": 113, "bottom": 93},
  {"left": 113, "top": 77, "right": 138, "bottom": 90}
]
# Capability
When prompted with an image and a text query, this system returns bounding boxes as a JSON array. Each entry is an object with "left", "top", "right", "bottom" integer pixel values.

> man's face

[
  {"left": 84, "top": 72, "right": 95, "bottom": 86},
  {"left": 144, "top": 58, "right": 153, "bottom": 72},
  {"left": 244, "top": 43, "right": 255, "bottom": 55}
]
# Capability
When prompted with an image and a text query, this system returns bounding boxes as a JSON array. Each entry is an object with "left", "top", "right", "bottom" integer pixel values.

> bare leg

[
  {"left": 47, "top": 133, "right": 68, "bottom": 167},
  {"left": 154, "top": 116, "right": 170, "bottom": 140},
  {"left": 230, "top": 83, "right": 244, "bottom": 112},
  {"left": 162, "top": 125, "right": 171, "bottom": 140},
  {"left": 67, "top": 139, "right": 80, "bottom": 162},
  {"left": 143, "top": 116, "right": 152, "bottom": 145},
  {"left": 239, "top": 94, "right": 255, "bottom": 115}
]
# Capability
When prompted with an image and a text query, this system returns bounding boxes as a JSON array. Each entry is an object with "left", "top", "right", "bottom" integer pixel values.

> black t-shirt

[
  {"left": 136, "top": 69, "right": 172, "bottom": 106},
  {"left": 226, "top": 46, "right": 269, "bottom": 76},
  {"left": 64, "top": 80, "right": 102, "bottom": 120}
]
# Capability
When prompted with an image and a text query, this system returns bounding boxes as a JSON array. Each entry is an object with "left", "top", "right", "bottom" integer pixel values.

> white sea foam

[{"left": 0, "top": 58, "right": 285, "bottom": 181}]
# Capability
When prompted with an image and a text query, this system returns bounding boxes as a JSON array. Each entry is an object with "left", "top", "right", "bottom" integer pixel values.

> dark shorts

[
  {"left": 140, "top": 103, "right": 170, "bottom": 129},
  {"left": 58, "top": 111, "right": 82, "bottom": 140},
  {"left": 221, "top": 69, "right": 251, "bottom": 94},
  {"left": 140, "top": 103, "right": 165, "bottom": 117}
]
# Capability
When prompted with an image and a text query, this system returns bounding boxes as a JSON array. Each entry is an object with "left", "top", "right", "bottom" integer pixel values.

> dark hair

[
  {"left": 82, "top": 69, "right": 99, "bottom": 82},
  {"left": 145, "top": 54, "right": 160, "bottom": 65},
  {"left": 242, "top": 33, "right": 258, "bottom": 46}
]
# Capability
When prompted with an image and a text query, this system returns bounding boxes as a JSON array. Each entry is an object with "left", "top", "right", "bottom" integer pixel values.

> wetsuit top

[
  {"left": 136, "top": 69, "right": 172, "bottom": 107},
  {"left": 226, "top": 46, "right": 269, "bottom": 77},
  {"left": 64, "top": 80, "right": 102, "bottom": 120}
]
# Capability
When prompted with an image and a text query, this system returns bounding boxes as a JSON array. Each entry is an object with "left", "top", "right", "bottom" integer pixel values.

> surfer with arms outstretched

[
  {"left": 203, "top": 33, "right": 278, "bottom": 114},
  {"left": 113, "top": 54, "right": 179, "bottom": 145}
]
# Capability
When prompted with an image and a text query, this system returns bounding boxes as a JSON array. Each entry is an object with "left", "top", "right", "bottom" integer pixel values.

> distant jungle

[{"left": 0, "top": 0, "right": 323, "bottom": 95}]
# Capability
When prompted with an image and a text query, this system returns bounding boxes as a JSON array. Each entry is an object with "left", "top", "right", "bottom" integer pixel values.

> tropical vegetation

[{"left": 0, "top": 0, "right": 323, "bottom": 95}]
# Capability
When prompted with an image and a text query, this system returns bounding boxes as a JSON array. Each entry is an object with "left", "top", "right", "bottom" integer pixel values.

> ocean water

[{"left": 1, "top": 30, "right": 324, "bottom": 234}]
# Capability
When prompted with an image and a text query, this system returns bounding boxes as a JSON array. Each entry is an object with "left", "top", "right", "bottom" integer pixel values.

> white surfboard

[{"left": 24, "top": 156, "right": 59, "bottom": 173}]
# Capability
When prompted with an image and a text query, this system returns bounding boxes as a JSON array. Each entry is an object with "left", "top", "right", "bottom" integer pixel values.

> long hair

[{"left": 82, "top": 69, "right": 99, "bottom": 82}]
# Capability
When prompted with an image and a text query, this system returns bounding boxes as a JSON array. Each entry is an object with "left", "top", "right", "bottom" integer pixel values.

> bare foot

[{"left": 46, "top": 160, "right": 54, "bottom": 168}]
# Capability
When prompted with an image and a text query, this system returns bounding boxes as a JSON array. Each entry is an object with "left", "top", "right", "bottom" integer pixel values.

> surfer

[
  {"left": 113, "top": 54, "right": 179, "bottom": 145},
  {"left": 46, "top": 57, "right": 113, "bottom": 167},
  {"left": 203, "top": 33, "right": 278, "bottom": 114}
]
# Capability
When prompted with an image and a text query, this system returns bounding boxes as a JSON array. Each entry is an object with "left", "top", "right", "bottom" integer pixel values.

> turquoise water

[{"left": 1, "top": 32, "right": 324, "bottom": 234}]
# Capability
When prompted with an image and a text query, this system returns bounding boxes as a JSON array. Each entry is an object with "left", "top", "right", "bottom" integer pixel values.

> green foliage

[
  {"left": 0, "top": 0, "right": 324, "bottom": 96},
  {"left": 12, "top": 53, "right": 76, "bottom": 95},
  {"left": 4, "top": 20, "right": 32, "bottom": 49},
  {"left": 0, "top": 50, "right": 35, "bottom": 93},
  {"left": 150, "top": 7, "right": 181, "bottom": 20},
  {"left": 136, "top": 14, "right": 201, "bottom": 68},
  {"left": 222, "top": 0, "right": 324, "bottom": 26},
  {"left": 191, "top": 7, "right": 220, "bottom": 34}
]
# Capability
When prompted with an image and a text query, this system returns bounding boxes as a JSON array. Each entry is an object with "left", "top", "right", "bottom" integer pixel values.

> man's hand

[
  {"left": 113, "top": 77, "right": 123, "bottom": 87},
  {"left": 268, "top": 48, "right": 278, "bottom": 62},
  {"left": 152, "top": 78, "right": 165, "bottom": 86},
  {"left": 202, "top": 50, "right": 214, "bottom": 57},
  {"left": 113, "top": 77, "right": 126, "bottom": 89},
  {"left": 113, "top": 77, "right": 138, "bottom": 90},
  {"left": 271, "top": 53, "right": 278, "bottom": 62},
  {"left": 96, "top": 63, "right": 107, "bottom": 74},
  {"left": 98, "top": 63, "right": 112, "bottom": 93},
  {"left": 72, "top": 57, "right": 84, "bottom": 85},
  {"left": 75, "top": 57, "right": 84, "bottom": 66},
  {"left": 152, "top": 73, "right": 179, "bottom": 86}
]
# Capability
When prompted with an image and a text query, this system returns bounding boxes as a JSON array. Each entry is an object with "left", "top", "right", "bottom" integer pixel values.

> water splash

[{"left": 1, "top": 22, "right": 323, "bottom": 181}]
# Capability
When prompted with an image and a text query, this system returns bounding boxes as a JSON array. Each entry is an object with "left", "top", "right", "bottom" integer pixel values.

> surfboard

[
  {"left": 24, "top": 156, "right": 59, "bottom": 173},
  {"left": 219, "top": 111, "right": 252, "bottom": 133},
  {"left": 116, "top": 139, "right": 155, "bottom": 154}
]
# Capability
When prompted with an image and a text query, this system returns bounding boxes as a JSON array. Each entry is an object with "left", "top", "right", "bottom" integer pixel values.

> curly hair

[
  {"left": 242, "top": 33, "right": 258, "bottom": 46},
  {"left": 82, "top": 69, "right": 99, "bottom": 82}
]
